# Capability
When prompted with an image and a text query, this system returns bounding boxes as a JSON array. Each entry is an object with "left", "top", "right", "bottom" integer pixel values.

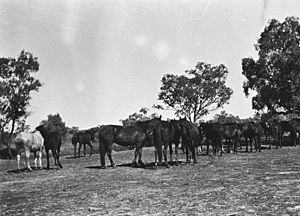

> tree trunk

[
  {"left": 6, "top": 119, "right": 16, "bottom": 159},
  {"left": 6, "top": 142, "right": 13, "bottom": 159}
]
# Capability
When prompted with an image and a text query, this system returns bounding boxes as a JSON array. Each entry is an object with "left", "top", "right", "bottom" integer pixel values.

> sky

[{"left": 1, "top": 0, "right": 300, "bottom": 130}]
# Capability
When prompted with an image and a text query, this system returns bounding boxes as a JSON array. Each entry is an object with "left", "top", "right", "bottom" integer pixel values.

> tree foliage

[
  {"left": 242, "top": 16, "right": 300, "bottom": 116},
  {"left": 40, "top": 113, "right": 67, "bottom": 137},
  {"left": 120, "top": 108, "right": 160, "bottom": 126},
  {"left": 0, "top": 50, "right": 42, "bottom": 158},
  {"left": 213, "top": 110, "right": 241, "bottom": 124},
  {"left": 158, "top": 62, "right": 233, "bottom": 122}
]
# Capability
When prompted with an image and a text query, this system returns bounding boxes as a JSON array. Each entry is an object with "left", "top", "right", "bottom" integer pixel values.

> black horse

[
  {"left": 98, "top": 117, "right": 163, "bottom": 169},
  {"left": 35, "top": 125, "right": 63, "bottom": 169},
  {"left": 72, "top": 130, "right": 95, "bottom": 158}
]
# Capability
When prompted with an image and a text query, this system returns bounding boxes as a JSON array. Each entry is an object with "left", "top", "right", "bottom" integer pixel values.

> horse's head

[{"left": 35, "top": 124, "right": 48, "bottom": 138}]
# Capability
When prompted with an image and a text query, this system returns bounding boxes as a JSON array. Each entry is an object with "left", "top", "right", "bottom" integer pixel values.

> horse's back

[
  {"left": 99, "top": 125, "right": 147, "bottom": 146},
  {"left": 15, "top": 131, "right": 44, "bottom": 151}
]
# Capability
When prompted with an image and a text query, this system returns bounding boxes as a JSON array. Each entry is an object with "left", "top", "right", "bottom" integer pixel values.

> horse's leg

[
  {"left": 220, "top": 137, "right": 224, "bottom": 156},
  {"left": 138, "top": 146, "right": 144, "bottom": 166},
  {"left": 38, "top": 151, "right": 43, "bottom": 169},
  {"left": 132, "top": 147, "right": 138, "bottom": 166},
  {"left": 25, "top": 150, "right": 32, "bottom": 171},
  {"left": 279, "top": 134, "right": 282, "bottom": 148},
  {"left": 106, "top": 145, "right": 116, "bottom": 168},
  {"left": 83, "top": 144, "right": 86, "bottom": 157},
  {"left": 174, "top": 141, "right": 179, "bottom": 165},
  {"left": 185, "top": 144, "right": 190, "bottom": 163},
  {"left": 74, "top": 143, "right": 77, "bottom": 158},
  {"left": 257, "top": 136, "right": 261, "bottom": 152},
  {"left": 154, "top": 147, "right": 158, "bottom": 169},
  {"left": 89, "top": 142, "right": 93, "bottom": 156},
  {"left": 234, "top": 138, "right": 238, "bottom": 154},
  {"left": 56, "top": 151, "right": 63, "bottom": 169},
  {"left": 46, "top": 148, "right": 50, "bottom": 169},
  {"left": 78, "top": 143, "right": 82, "bottom": 158},
  {"left": 169, "top": 142, "right": 173, "bottom": 163},
  {"left": 16, "top": 154, "right": 21, "bottom": 171},
  {"left": 206, "top": 138, "right": 210, "bottom": 155},
  {"left": 99, "top": 140, "right": 107, "bottom": 169},
  {"left": 16, "top": 146, "right": 21, "bottom": 172},
  {"left": 245, "top": 138, "right": 248, "bottom": 152},
  {"left": 33, "top": 151, "right": 38, "bottom": 170},
  {"left": 193, "top": 146, "right": 197, "bottom": 164},
  {"left": 163, "top": 142, "right": 169, "bottom": 168}
]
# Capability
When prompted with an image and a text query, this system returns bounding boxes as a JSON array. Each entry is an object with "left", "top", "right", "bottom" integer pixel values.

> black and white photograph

[{"left": 1, "top": 0, "right": 300, "bottom": 215}]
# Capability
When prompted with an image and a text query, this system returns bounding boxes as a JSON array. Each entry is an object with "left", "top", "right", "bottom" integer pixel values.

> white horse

[{"left": 15, "top": 130, "right": 44, "bottom": 171}]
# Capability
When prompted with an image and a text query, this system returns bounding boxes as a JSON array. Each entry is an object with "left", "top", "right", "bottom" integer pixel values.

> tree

[
  {"left": 0, "top": 50, "right": 42, "bottom": 158},
  {"left": 120, "top": 108, "right": 160, "bottom": 126},
  {"left": 40, "top": 113, "right": 67, "bottom": 137},
  {"left": 213, "top": 110, "right": 241, "bottom": 124},
  {"left": 157, "top": 62, "right": 233, "bottom": 122},
  {"left": 242, "top": 16, "right": 300, "bottom": 116}
]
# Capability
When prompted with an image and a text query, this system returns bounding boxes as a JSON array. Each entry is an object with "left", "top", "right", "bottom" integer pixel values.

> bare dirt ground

[{"left": 1, "top": 145, "right": 300, "bottom": 216}]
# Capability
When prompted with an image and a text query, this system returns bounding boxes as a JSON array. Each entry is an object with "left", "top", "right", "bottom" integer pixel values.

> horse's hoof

[
  {"left": 16, "top": 169, "right": 21, "bottom": 173},
  {"left": 165, "top": 163, "right": 170, "bottom": 168},
  {"left": 100, "top": 165, "right": 106, "bottom": 169},
  {"left": 138, "top": 160, "right": 144, "bottom": 166}
]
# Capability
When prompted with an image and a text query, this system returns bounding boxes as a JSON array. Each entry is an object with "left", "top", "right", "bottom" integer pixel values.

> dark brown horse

[
  {"left": 261, "top": 119, "right": 282, "bottom": 149},
  {"left": 98, "top": 117, "right": 163, "bottom": 169},
  {"left": 242, "top": 122, "right": 263, "bottom": 152},
  {"left": 222, "top": 123, "right": 242, "bottom": 154},
  {"left": 160, "top": 120, "right": 178, "bottom": 167},
  {"left": 178, "top": 117, "right": 200, "bottom": 163},
  {"left": 199, "top": 122, "right": 224, "bottom": 156},
  {"left": 35, "top": 125, "right": 63, "bottom": 169},
  {"left": 167, "top": 120, "right": 181, "bottom": 165},
  {"left": 72, "top": 130, "right": 95, "bottom": 158}
]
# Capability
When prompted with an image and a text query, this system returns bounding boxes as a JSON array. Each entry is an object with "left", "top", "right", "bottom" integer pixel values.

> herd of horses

[{"left": 13, "top": 116, "right": 300, "bottom": 171}]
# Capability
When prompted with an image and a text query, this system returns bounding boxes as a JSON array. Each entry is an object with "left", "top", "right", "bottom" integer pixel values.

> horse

[
  {"left": 222, "top": 123, "right": 242, "bottom": 154},
  {"left": 98, "top": 117, "right": 163, "bottom": 169},
  {"left": 14, "top": 130, "right": 44, "bottom": 171},
  {"left": 135, "top": 117, "right": 164, "bottom": 168},
  {"left": 261, "top": 119, "right": 282, "bottom": 149},
  {"left": 159, "top": 120, "right": 179, "bottom": 167},
  {"left": 242, "top": 122, "right": 263, "bottom": 152},
  {"left": 199, "top": 122, "right": 224, "bottom": 156},
  {"left": 178, "top": 117, "right": 200, "bottom": 163},
  {"left": 168, "top": 120, "right": 181, "bottom": 165},
  {"left": 35, "top": 125, "right": 63, "bottom": 169},
  {"left": 72, "top": 130, "right": 95, "bottom": 158}
]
